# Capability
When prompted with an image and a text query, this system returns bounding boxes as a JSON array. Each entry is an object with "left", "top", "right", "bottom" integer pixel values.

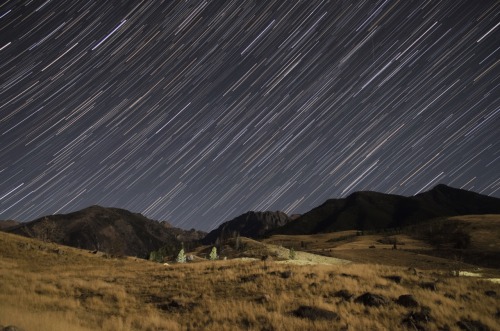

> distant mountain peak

[
  {"left": 6, "top": 206, "right": 180, "bottom": 258},
  {"left": 202, "top": 210, "right": 290, "bottom": 244},
  {"left": 428, "top": 183, "right": 462, "bottom": 193},
  {"left": 432, "top": 183, "right": 451, "bottom": 190},
  {"left": 270, "top": 185, "right": 500, "bottom": 235}
]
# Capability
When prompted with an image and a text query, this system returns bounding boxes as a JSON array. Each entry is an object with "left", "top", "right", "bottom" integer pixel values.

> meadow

[{"left": 1, "top": 230, "right": 499, "bottom": 330}]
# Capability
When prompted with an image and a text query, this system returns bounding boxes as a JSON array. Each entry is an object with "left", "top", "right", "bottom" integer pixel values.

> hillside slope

[{"left": 7, "top": 205, "right": 180, "bottom": 258}]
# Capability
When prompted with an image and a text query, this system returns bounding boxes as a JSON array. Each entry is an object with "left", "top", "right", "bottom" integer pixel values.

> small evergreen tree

[
  {"left": 176, "top": 248, "right": 186, "bottom": 263},
  {"left": 209, "top": 247, "right": 218, "bottom": 260},
  {"left": 289, "top": 247, "right": 296, "bottom": 260}
]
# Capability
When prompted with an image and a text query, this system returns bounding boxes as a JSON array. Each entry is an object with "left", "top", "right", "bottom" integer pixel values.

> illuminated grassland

[{"left": 1, "top": 230, "right": 499, "bottom": 331}]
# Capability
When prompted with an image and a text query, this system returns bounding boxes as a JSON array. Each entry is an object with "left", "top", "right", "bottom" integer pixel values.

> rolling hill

[{"left": 7, "top": 205, "right": 181, "bottom": 258}]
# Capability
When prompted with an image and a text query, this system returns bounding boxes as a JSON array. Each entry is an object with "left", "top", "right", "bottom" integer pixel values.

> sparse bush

[{"left": 289, "top": 247, "right": 296, "bottom": 260}]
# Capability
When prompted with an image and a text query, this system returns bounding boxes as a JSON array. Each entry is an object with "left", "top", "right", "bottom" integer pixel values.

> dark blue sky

[{"left": 0, "top": 0, "right": 498, "bottom": 231}]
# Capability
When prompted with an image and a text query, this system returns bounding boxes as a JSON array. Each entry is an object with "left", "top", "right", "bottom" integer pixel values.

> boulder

[
  {"left": 354, "top": 292, "right": 390, "bottom": 307},
  {"left": 334, "top": 289, "right": 354, "bottom": 301},
  {"left": 396, "top": 294, "right": 419, "bottom": 308},
  {"left": 291, "top": 305, "right": 340, "bottom": 321}
]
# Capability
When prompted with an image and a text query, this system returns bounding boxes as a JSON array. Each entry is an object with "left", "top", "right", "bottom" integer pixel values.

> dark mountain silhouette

[
  {"left": 7, "top": 205, "right": 181, "bottom": 258},
  {"left": 270, "top": 184, "right": 500, "bottom": 235},
  {"left": 4, "top": 184, "right": 498, "bottom": 253},
  {"left": 159, "top": 220, "right": 207, "bottom": 243},
  {"left": 202, "top": 211, "right": 290, "bottom": 244}
]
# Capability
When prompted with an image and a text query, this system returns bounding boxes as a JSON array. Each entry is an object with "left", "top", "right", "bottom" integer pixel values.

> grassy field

[
  {"left": 1, "top": 230, "right": 499, "bottom": 330},
  {"left": 264, "top": 214, "right": 500, "bottom": 271}
]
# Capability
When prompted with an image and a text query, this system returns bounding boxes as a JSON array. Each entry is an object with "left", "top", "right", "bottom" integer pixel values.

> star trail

[{"left": 0, "top": 0, "right": 498, "bottom": 231}]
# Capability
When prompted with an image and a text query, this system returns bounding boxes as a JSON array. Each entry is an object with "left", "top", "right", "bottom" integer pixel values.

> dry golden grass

[
  {"left": 264, "top": 215, "right": 500, "bottom": 272},
  {"left": 446, "top": 215, "right": 500, "bottom": 251},
  {"left": 264, "top": 231, "right": 463, "bottom": 271},
  {"left": 264, "top": 231, "right": 434, "bottom": 252},
  {"left": 1, "top": 231, "right": 499, "bottom": 330}
]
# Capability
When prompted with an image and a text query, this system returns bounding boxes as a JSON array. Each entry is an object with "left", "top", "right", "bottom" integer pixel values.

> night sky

[{"left": 0, "top": 1, "right": 498, "bottom": 231}]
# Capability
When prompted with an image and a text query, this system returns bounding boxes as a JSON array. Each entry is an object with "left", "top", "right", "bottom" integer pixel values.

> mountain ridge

[
  {"left": 3, "top": 184, "right": 499, "bottom": 256},
  {"left": 201, "top": 210, "right": 291, "bottom": 244},
  {"left": 270, "top": 184, "right": 500, "bottom": 235},
  {"left": 7, "top": 205, "right": 183, "bottom": 258}
]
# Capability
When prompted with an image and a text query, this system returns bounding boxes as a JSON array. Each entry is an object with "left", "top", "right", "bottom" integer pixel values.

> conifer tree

[
  {"left": 209, "top": 247, "right": 218, "bottom": 260},
  {"left": 176, "top": 248, "right": 186, "bottom": 263}
]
